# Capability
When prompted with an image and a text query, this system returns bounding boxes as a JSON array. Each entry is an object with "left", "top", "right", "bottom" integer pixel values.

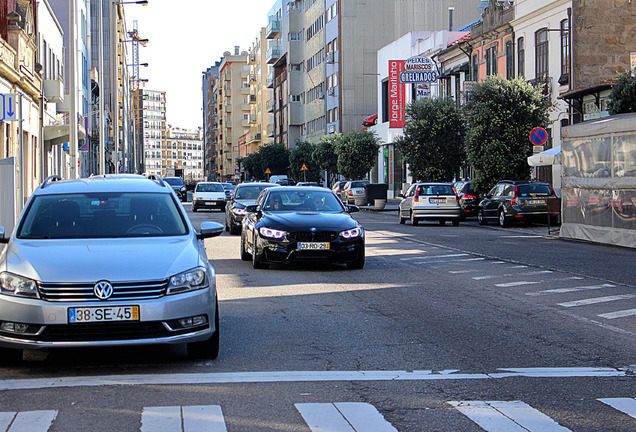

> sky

[{"left": 124, "top": 0, "right": 275, "bottom": 131}]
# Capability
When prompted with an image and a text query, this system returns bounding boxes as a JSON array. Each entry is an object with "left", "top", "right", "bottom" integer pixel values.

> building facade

[{"left": 139, "top": 88, "right": 165, "bottom": 177}]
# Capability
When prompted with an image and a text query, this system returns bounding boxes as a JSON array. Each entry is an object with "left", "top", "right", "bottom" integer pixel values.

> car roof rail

[{"left": 41, "top": 175, "right": 62, "bottom": 189}]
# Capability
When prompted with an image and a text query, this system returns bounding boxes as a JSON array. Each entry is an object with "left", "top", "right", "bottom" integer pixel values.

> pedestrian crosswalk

[{"left": 5, "top": 398, "right": 636, "bottom": 431}]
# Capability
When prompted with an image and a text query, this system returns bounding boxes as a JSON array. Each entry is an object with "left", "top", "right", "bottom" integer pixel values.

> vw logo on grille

[{"left": 93, "top": 281, "right": 114, "bottom": 300}]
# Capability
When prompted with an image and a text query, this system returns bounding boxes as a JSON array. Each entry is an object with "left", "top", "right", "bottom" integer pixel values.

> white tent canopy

[{"left": 528, "top": 145, "right": 561, "bottom": 166}]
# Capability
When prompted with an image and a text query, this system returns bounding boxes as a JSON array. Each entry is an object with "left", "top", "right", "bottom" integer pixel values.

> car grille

[
  {"left": 38, "top": 279, "right": 168, "bottom": 302},
  {"left": 288, "top": 231, "right": 338, "bottom": 242},
  {"left": 37, "top": 321, "right": 178, "bottom": 342}
]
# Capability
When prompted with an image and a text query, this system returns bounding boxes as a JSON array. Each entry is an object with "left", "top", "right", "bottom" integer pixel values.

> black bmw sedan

[{"left": 240, "top": 186, "right": 365, "bottom": 269}]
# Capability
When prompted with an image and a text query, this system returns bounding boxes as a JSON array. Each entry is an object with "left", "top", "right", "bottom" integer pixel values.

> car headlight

[
  {"left": 341, "top": 227, "right": 363, "bottom": 239},
  {"left": 167, "top": 268, "right": 208, "bottom": 295},
  {"left": 0, "top": 272, "right": 39, "bottom": 298},
  {"left": 259, "top": 227, "right": 286, "bottom": 239},
  {"left": 233, "top": 208, "right": 248, "bottom": 216}
]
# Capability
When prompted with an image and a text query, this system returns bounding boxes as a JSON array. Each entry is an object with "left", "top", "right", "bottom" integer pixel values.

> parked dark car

[
  {"left": 225, "top": 182, "right": 277, "bottom": 234},
  {"left": 240, "top": 186, "right": 365, "bottom": 269},
  {"left": 453, "top": 180, "right": 479, "bottom": 219},
  {"left": 163, "top": 177, "right": 187, "bottom": 202},
  {"left": 478, "top": 180, "right": 559, "bottom": 227}
]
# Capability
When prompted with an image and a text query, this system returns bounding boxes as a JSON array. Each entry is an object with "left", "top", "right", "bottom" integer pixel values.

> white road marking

[
  {"left": 0, "top": 367, "right": 626, "bottom": 391},
  {"left": 415, "top": 257, "right": 485, "bottom": 265},
  {"left": 509, "top": 265, "right": 528, "bottom": 268},
  {"left": 558, "top": 294, "right": 636, "bottom": 308},
  {"left": 296, "top": 402, "right": 397, "bottom": 432},
  {"left": 473, "top": 270, "right": 553, "bottom": 280},
  {"left": 141, "top": 406, "right": 226, "bottom": 432},
  {"left": 495, "top": 281, "right": 542, "bottom": 287},
  {"left": 598, "top": 309, "right": 636, "bottom": 319},
  {"left": 449, "top": 400, "right": 571, "bottom": 431},
  {"left": 598, "top": 398, "right": 636, "bottom": 419},
  {"left": 449, "top": 270, "right": 479, "bottom": 274},
  {"left": 0, "top": 411, "right": 57, "bottom": 432},
  {"left": 526, "top": 284, "right": 615, "bottom": 296},
  {"left": 401, "top": 253, "right": 469, "bottom": 260}
]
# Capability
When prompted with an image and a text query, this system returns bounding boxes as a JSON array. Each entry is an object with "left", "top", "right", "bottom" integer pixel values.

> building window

[
  {"left": 485, "top": 44, "right": 497, "bottom": 76},
  {"left": 517, "top": 37, "right": 525, "bottom": 78},
  {"left": 472, "top": 53, "right": 479, "bottom": 81},
  {"left": 505, "top": 40, "right": 514, "bottom": 79},
  {"left": 560, "top": 19, "right": 570, "bottom": 79},
  {"left": 535, "top": 28, "right": 549, "bottom": 80},
  {"left": 381, "top": 80, "right": 389, "bottom": 123}
]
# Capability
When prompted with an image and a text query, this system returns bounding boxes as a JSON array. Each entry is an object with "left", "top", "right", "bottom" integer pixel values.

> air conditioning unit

[
  {"left": 326, "top": 52, "right": 334, "bottom": 63},
  {"left": 327, "top": 87, "right": 335, "bottom": 96}
]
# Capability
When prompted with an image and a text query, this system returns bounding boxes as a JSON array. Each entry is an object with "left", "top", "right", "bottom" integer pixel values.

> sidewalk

[{"left": 357, "top": 198, "right": 400, "bottom": 212}]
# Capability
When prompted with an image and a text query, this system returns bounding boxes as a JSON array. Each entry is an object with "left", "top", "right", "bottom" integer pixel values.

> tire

[
  {"left": 478, "top": 209, "right": 487, "bottom": 225},
  {"left": 251, "top": 236, "right": 268, "bottom": 269},
  {"left": 346, "top": 248, "right": 365, "bottom": 269},
  {"left": 0, "top": 347, "right": 22, "bottom": 365},
  {"left": 452, "top": 219, "right": 460, "bottom": 227},
  {"left": 224, "top": 216, "right": 230, "bottom": 232},
  {"left": 240, "top": 232, "right": 251, "bottom": 261},
  {"left": 188, "top": 300, "right": 220, "bottom": 360},
  {"left": 410, "top": 211, "right": 419, "bottom": 226},
  {"left": 398, "top": 209, "right": 406, "bottom": 224},
  {"left": 499, "top": 209, "right": 509, "bottom": 228},
  {"left": 439, "top": 220, "right": 446, "bottom": 226},
  {"left": 192, "top": 206, "right": 197, "bottom": 212},
  {"left": 229, "top": 222, "right": 240, "bottom": 235}
]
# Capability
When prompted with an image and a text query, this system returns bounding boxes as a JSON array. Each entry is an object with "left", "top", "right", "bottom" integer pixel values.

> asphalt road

[{"left": 1, "top": 204, "right": 635, "bottom": 431}]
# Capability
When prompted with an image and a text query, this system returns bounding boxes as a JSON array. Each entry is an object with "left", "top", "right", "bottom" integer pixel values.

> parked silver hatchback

[
  {"left": 0, "top": 174, "right": 223, "bottom": 364},
  {"left": 398, "top": 182, "right": 462, "bottom": 226}
]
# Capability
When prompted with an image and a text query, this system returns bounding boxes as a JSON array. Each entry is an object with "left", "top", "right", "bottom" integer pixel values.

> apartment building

[
  {"left": 246, "top": 27, "right": 273, "bottom": 155},
  {"left": 165, "top": 127, "right": 204, "bottom": 181},
  {"left": 202, "top": 63, "right": 220, "bottom": 178},
  {"left": 266, "top": 0, "right": 481, "bottom": 148},
  {"left": 139, "top": 89, "right": 166, "bottom": 177}
]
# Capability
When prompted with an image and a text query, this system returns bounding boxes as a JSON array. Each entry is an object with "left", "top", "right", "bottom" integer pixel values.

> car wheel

[
  {"left": 240, "top": 231, "right": 251, "bottom": 261},
  {"left": 410, "top": 211, "right": 419, "bottom": 226},
  {"left": 439, "top": 219, "right": 446, "bottom": 226},
  {"left": 188, "top": 300, "right": 220, "bottom": 360},
  {"left": 229, "top": 221, "right": 240, "bottom": 235},
  {"left": 499, "top": 209, "right": 509, "bottom": 228},
  {"left": 252, "top": 235, "right": 268, "bottom": 269},
  {"left": 192, "top": 206, "right": 197, "bottom": 212},
  {"left": 398, "top": 209, "right": 406, "bottom": 224},
  {"left": 452, "top": 219, "right": 460, "bottom": 227},
  {"left": 478, "top": 209, "right": 487, "bottom": 225},
  {"left": 346, "top": 248, "right": 365, "bottom": 269},
  {"left": 0, "top": 347, "right": 22, "bottom": 365},
  {"left": 224, "top": 216, "right": 230, "bottom": 232}
]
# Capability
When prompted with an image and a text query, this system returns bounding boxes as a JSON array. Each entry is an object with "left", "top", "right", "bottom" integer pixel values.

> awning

[{"left": 527, "top": 145, "right": 561, "bottom": 166}]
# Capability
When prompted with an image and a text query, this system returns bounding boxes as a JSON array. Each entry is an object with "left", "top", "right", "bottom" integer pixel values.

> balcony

[
  {"left": 289, "top": 107, "right": 303, "bottom": 126},
  {"left": 225, "top": 104, "right": 232, "bottom": 113},
  {"left": 266, "top": 45, "right": 281, "bottom": 64},
  {"left": 43, "top": 79, "right": 64, "bottom": 103},
  {"left": 266, "top": 73, "right": 274, "bottom": 88},
  {"left": 266, "top": 19, "right": 281, "bottom": 39},
  {"left": 266, "top": 98, "right": 275, "bottom": 112},
  {"left": 266, "top": 124, "right": 275, "bottom": 137}
]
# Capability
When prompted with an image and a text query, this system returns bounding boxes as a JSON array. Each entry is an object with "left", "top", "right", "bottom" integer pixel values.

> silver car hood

[{"left": 2, "top": 237, "right": 203, "bottom": 283}]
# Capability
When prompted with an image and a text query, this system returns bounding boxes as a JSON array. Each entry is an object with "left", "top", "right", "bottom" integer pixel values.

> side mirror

[
  {"left": 0, "top": 226, "right": 8, "bottom": 244},
  {"left": 244, "top": 204, "right": 258, "bottom": 213},
  {"left": 196, "top": 221, "right": 224, "bottom": 240},
  {"left": 346, "top": 205, "right": 360, "bottom": 213}
]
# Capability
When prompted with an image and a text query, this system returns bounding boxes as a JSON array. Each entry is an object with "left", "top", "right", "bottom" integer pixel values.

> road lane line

[
  {"left": 401, "top": 253, "right": 469, "bottom": 261},
  {"left": 598, "top": 398, "right": 636, "bottom": 419},
  {"left": 448, "top": 400, "right": 571, "bottom": 431},
  {"left": 526, "top": 284, "right": 615, "bottom": 296},
  {"left": 183, "top": 406, "right": 227, "bottom": 432},
  {"left": 473, "top": 271, "right": 553, "bottom": 280},
  {"left": 598, "top": 309, "right": 636, "bottom": 319},
  {"left": 296, "top": 403, "right": 397, "bottom": 432},
  {"left": 0, "top": 368, "right": 627, "bottom": 391},
  {"left": 558, "top": 294, "right": 636, "bottom": 308},
  {"left": 449, "top": 270, "right": 479, "bottom": 274},
  {"left": 495, "top": 281, "right": 542, "bottom": 287},
  {"left": 0, "top": 411, "right": 58, "bottom": 432}
]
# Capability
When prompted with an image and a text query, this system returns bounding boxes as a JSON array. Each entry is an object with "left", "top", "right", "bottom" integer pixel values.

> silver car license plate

[
  {"left": 69, "top": 306, "right": 139, "bottom": 323},
  {"left": 430, "top": 198, "right": 446, "bottom": 204},
  {"left": 298, "top": 242, "right": 330, "bottom": 250},
  {"left": 529, "top": 199, "right": 545, "bottom": 205}
]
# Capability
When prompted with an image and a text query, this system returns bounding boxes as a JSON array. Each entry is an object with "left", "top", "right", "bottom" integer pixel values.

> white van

[{"left": 269, "top": 175, "right": 288, "bottom": 184}]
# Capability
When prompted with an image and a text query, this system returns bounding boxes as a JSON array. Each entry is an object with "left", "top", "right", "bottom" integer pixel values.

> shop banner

[{"left": 389, "top": 60, "right": 405, "bottom": 128}]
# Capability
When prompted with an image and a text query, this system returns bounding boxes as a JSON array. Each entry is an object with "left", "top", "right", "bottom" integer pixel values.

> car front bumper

[
  {"left": 0, "top": 288, "right": 216, "bottom": 349},
  {"left": 257, "top": 236, "right": 364, "bottom": 265},
  {"left": 194, "top": 199, "right": 226, "bottom": 210}
]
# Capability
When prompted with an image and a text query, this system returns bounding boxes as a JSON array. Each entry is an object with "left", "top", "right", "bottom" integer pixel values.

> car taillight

[
  {"left": 511, "top": 186, "right": 518, "bottom": 205},
  {"left": 414, "top": 186, "right": 421, "bottom": 202},
  {"left": 348, "top": 190, "right": 353, "bottom": 196}
]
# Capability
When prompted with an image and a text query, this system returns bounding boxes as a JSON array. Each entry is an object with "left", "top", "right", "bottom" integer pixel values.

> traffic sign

[
  {"left": 0, "top": 94, "right": 18, "bottom": 122},
  {"left": 265, "top": 168, "right": 271, "bottom": 174},
  {"left": 300, "top": 163, "right": 308, "bottom": 171},
  {"left": 529, "top": 127, "right": 548, "bottom": 145}
]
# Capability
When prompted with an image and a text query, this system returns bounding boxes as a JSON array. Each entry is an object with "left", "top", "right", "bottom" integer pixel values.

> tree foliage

[
  {"left": 466, "top": 76, "right": 551, "bottom": 195},
  {"left": 336, "top": 131, "right": 380, "bottom": 180},
  {"left": 289, "top": 141, "right": 321, "bottom": 182},
  {"left": 395, "top": 97, "right": 466, "bottom": 182},
  {"left": 608, "top": 73, "right": 636, "bottom": 115},
  {"left": 258, "top": 143, "right": 290, "bottom": 179},
  {"left": 239, "top": 153, "right": 262, "bottom": 180},
  {"left": 312, "top": 133, "right": 341, "bottom": 186}
]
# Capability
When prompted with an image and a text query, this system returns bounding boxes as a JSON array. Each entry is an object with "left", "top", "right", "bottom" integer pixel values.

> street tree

[
  {"left": 608, "top": 73, "right": 636, "bottom": 115},
  {"left": 395, "top": 97, "right": 466, "bottom": 182},
  {"left": 238, "top": 153, "right": 262, "bottom": 181},
  {"left": 466, "top": 75, "right": 551, "bottom": 195},
  {"left": 312, "top": 133, "right": 341, "bottom": 186},
  {"left": 336, "top": 131, "right": 380, "bottom": 180},
  {"left": 258, "top": 143, "right": 290, "bottom": 180},
  {"left": 289, "top": 141, "right": 321, "bottom": 182}
]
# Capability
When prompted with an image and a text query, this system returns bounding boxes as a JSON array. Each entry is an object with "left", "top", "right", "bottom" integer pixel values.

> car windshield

[
  {"left": 163, "top": 177, "right": 183, "bottom": 186},
  {"left": 235, "top": 185, "right": 270, "bottom": 200},
  {"left": 418, "top": 185, "right": 455, "bottom": 196},
  {"left": 222, "top": 183, "right": 234, "bottom": 191},
  {"left": 17, "top": 193, "right": 188, "bottom": 239},
  {"left": 196, "top": 183, "right": 224, "bottom": 192},
  {"left": 263, "top": 191, "right": 344, "bottom": 212},
  {"left": 350, "top": 181, "right": 369, "bottom": 188},
  {"left": 517, "top": 184, "right": 553, "bottom": 197}
]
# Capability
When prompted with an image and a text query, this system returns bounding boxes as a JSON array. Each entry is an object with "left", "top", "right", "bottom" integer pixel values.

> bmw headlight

[
  {"left": 167, "top": 268, "right": 208, "bottom": 295},
  {"left": 0, "top": 272, "right": 39, "bottom": 298},
  {"left": 341, "top": 227, "right": 363, "bottom": 239},
  {"left": 233, "top": 208, "right": 248, "bottom": 216},
  {"left": 259, "top": 227, "right": 286, "bottom": 239}
]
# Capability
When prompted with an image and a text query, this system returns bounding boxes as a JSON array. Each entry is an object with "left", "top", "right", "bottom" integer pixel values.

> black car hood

[
  {"left": 260, "top": 212, "right": 358, "bottom": 231},
  {"left": 234, "top": 199, "right": 257, "bottom": 208}
]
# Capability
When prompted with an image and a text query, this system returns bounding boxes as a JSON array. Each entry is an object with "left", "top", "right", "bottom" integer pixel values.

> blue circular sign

[{"left": 529, "top": 127, "right": 548, "bottom": 145}]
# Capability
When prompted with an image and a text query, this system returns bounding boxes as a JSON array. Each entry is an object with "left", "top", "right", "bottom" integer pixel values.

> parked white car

[{"left": 192, "top": 182, "right": 228, "bottom": 212}]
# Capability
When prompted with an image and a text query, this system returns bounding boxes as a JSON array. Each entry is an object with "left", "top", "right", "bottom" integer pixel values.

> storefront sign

[
  {"left": 399, "top": 56, "right": 438, "bottom": 83},
  {"left": 389, "top": 60, "right": 405, "bottom": 128}
]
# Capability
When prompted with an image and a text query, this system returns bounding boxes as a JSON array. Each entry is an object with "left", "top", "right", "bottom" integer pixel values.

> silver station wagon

[
  {"left": 0, "top": 174, "right": 223, "bottom": 363},
  {"left": 398, "top": 182, "right": 462, "bottom": 226}
]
